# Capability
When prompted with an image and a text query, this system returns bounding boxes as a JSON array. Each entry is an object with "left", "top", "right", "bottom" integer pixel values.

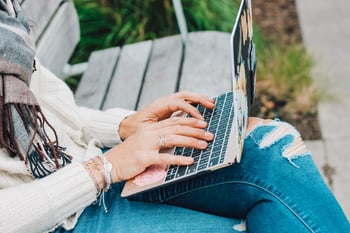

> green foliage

[
  {"left": 182, "top": 0, "right": 237, "bottom": 32},
  {"left": 71, "top": 0, "right": 239, "bottom": 63}
]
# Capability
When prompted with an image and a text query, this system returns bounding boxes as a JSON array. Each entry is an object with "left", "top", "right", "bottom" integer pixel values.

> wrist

[
  {"left": 83, "top": 159, "right": 105, "bottom": 194},
  {"left": 99, "top": 153, "right": 113, "bottom": 191},
  {"left": 83, "top": 154, "right": 122, "bottom": 195},
  {"left": 104, "top": 152, "right": 123, "bottom": 183},
  {"left": 119, "top": 115, "right": 137, "bottom": 140}
]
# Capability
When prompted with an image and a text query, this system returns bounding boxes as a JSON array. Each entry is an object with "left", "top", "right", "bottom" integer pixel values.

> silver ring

[{"left": 159, "top": 136, "right": 165, "bottom": 148}]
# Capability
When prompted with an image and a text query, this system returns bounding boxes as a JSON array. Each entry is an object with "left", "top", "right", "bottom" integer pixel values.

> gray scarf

[{"left": 0, "top": 0, "right": 71, "bottom": 178}]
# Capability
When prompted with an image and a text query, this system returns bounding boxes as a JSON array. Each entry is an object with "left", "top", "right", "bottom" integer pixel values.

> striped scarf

[{"left": 0, "top": 0, "right": 71, "bottom": 178}]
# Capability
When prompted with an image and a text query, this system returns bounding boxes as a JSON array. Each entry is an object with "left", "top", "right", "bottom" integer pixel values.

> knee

[{"left": 246, "top": 118, "right": 310, "bottom": 161}]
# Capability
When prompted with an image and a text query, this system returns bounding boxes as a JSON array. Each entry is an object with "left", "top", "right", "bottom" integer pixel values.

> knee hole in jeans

[{"left": 256, "top": 120, "right": 309, "bottom": 160}]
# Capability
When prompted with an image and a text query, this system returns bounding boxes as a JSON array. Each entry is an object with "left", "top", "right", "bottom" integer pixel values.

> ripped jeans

[{"left": 61, "top": 120, "right": 349, "bottom": 233}]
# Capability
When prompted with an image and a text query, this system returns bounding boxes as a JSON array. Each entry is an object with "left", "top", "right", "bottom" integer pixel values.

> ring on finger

[{"left": 159, "top": 136, "right": 166, "bottom": 148}]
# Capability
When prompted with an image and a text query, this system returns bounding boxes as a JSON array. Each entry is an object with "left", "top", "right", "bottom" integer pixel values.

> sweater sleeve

[
  {"left": 30, "top": 61, "right": 135, "bottom": 147},
  {"left": 0, "top": 163, "right": 96, "bottom": 233}
]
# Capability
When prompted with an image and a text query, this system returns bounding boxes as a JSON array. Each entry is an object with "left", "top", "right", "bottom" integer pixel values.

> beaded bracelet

[
  {"left": 83, "top": 159, "right": 104, "bottom": 194},
  {"left": 83, "top": 154, "right": 113, "bottom": 193}
]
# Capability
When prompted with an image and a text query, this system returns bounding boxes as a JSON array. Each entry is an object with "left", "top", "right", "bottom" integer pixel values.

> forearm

[
  {"left": 30, "top": 62, "right": 135, "bottom": 147},
  {"left": 77, "top": 106, "right": 135, "bottom": 146},
  {"left": 0, "top": 163, "right": 96, "bottom": 233}
]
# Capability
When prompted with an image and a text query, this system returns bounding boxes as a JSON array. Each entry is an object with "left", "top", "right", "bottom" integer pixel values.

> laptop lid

[{"left": 230, "top": 0, "right": 256, "bottom": 161}]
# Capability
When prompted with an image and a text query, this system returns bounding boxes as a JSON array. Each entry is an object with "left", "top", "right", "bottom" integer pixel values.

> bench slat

[
  {"left": 137, "top": 35, "right": 183, "bottom": 109},
  {"left": 180, "top": 31, "right": 232, "bottom": 98},
  {"left": 75, "top": 47, "right": 120, "bottom": 109},
  {"left": 103, "top": 40, "right": 153, "bottom": 111},
  {"left": 34, "top": 1, "right": 80, "bottom": 78},
  {"left": 21, "top": 0, "right": 63, "bottom": 41}
]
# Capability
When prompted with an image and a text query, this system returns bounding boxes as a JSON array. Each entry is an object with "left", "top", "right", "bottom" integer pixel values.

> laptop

[{"left": 121, "top": 0, "right": 256, "bottom": 198}]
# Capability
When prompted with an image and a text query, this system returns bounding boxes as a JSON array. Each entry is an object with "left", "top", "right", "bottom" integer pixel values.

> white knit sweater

[{"left": 0, "top": 62, "right": 135, "bottom": 233}]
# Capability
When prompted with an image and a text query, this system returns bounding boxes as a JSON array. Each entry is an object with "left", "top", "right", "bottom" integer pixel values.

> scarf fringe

[
  {"left": 0, "top": 100, "right": 72, "bottom": 178},
  {"left": 0, "top": 1, "right": 70, "bottom": 178}
]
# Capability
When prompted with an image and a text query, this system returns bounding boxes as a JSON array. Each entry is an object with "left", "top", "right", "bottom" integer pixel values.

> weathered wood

[
  {"left": 76, "top": 32, "right": 232, "bottom": 110},
  {"left": 22, "top": 0, "right": 80, "bottom": 79},
  {"left": 21, "top": 0, "right": 62, "bottom": 41},
  {"left": 75, "top": 47, "right": 120, "bottom": 109},
  {"left": 180, "top": 31, "right": 232, "bottom": 98},
  {"left": 137, "top": 35, "right": 183, "bottom": 109},
  {"left": 103, "top": 40, "right": 153, "bottom": 111},
  {"left": 35, "top": 1, "right": 80, "bottom": 78}
]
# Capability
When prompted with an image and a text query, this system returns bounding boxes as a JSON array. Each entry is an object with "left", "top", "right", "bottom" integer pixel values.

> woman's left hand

[
  {"left": 119, "top": 91, "right": 215, "bottom": 140},
  {"left": 106, "top": 116, "right": 213, "bottom": 182}
]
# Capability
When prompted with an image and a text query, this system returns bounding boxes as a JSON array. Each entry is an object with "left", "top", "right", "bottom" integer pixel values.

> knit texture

[
  {"left": 0, "top": 61, "right": 135, "bottom": 232},
  {"left": 0, "top": 0, "right": 71, "bottom": 178},
  {"left": 0, "top": 163, "right": 97, "bottom": 233}
]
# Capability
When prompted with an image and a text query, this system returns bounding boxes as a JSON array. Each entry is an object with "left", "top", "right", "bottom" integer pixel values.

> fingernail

[
  {"left": 197, "top": 120, "right": 207, "bottom": 127},
  {"left": 184, "top": 157, "right": 194, "bottom": 163},
  {"left": 198, "top": 140, "right": 208, "bottom": 148},
  {"left": 205, "top": 132, "right": 214, "bottom": 139}
]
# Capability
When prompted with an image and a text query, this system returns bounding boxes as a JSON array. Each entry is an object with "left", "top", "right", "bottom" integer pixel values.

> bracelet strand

[
  {"left": 83, "top": 159, "right": 104, "bottom": 194},
  {"left": 99, "top": 153, "right": 113, "bottom": 192},
  {"left": 83, "top": 156, "right": 113, "bottom": 213},
  {"left": 83, "top": 155, "right": 113, "bottom": 193}
]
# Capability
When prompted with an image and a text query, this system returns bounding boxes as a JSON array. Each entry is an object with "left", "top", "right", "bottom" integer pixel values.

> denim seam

[{"left": 164, "top": 180, "right": 315, "bottom": 233}]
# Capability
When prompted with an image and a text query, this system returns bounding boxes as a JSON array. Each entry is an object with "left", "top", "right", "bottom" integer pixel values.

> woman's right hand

[
  {"left": 118, "top": 91, "right": 215, "bottom": 140},
  {"left": 104, "top": 116, "right": 214, "bottom": 183}
]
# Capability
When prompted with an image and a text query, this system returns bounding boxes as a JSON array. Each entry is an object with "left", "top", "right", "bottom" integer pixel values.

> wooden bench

[{"left": 22, "top": 0, "right": 233, "bottom": 111}]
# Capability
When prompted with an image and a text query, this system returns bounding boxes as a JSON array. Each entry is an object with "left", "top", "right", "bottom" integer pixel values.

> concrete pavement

[{"left": 296, "top": 0, "right": 350, "bottom": 220}]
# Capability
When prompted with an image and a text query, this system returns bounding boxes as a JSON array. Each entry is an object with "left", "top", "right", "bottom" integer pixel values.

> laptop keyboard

[{"left": 165, "top": 91, "right": 234, "bottom": 182}]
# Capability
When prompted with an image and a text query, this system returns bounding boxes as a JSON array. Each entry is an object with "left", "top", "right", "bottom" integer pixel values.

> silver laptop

[{"left": 121, "top": 0, "right": 256, "bottom": 198}]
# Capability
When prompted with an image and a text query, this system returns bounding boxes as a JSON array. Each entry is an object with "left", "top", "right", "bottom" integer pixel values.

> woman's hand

[
  {"left": 118, "top": 91, "right": 215, "bottom": 140},
  {"left": 105, "top": 116, "right": 214, "bottom": 182}
]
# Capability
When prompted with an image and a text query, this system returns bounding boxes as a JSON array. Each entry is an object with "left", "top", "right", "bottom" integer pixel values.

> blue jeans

[{"left": 57, "top": 121, "right": 349, "bottom": 233}]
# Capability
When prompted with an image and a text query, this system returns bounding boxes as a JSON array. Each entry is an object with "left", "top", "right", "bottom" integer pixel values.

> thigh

[
  {"left": 57, "top": 182, "right": 245, "bottom": 233},
  {"left": 133, "top": 121, "right": 349, "bottom": 232}
]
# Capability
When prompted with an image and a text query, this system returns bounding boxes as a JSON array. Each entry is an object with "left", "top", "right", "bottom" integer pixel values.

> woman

[{"left": 0, "top": 1, "right": 349, "bottom": 232}]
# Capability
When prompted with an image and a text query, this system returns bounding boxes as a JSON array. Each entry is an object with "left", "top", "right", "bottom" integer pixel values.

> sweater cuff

[
  {"left": 40, "top": 163, "right": 96, "bottom": 226},
  {"left": 80, "top": 107, "right": 135, "bottom": 147}
]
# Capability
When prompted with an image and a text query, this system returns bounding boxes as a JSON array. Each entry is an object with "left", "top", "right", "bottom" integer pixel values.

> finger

[
  {"left": 175, "top": 91, "right": 215, "bottom": 107},
  {"left": 172, "top": 100, "right": 205, "bottom": 120},
  {"left": 170, "top": 125, "right": 213, "bottom": 141},
  {"left": 157, "top": 153, "right": 194, "bottom": 166},
  {"left": 159, "top": 134, "right": 211, "bottom": 149},
  {"left": 175, "top": 91, "right": 214, "bottom": 103},
  {"left": 170, "top": 92, "right": 215, "bottom": 119},
  {"left": 156, "top": 117, "right": 209, "bottom": 129}
]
